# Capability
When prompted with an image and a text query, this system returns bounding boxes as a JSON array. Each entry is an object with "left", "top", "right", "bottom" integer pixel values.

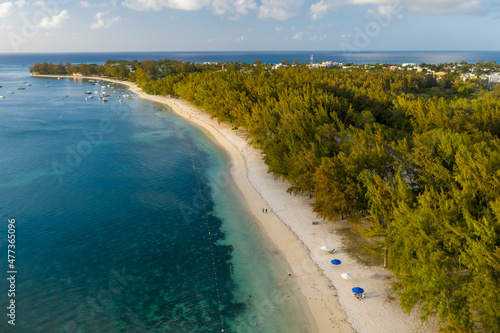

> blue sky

[{"left": 0, "top": 0, "right": 499, "bottom": 53}]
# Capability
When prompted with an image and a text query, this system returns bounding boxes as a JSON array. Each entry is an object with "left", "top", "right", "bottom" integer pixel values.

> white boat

[
  {"left": 0, "top": 96, "right": 5, "bottom": 98},
  {"left": 26, "top": 83, "right": 32, "bottom": 86},
  {"left": 8, "top": 91, "right": 14, "bottom": 94},
  {"left": 45, "top": 85, "right": 50, "bottom": 87}
]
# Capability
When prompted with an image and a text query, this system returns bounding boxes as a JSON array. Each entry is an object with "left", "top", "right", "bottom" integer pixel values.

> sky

[{"left": 0, "top": 0, "right": 499, "bottom": 53}]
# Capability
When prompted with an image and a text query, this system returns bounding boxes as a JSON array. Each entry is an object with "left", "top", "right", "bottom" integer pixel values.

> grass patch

[{"left": 336, "top": 226, "right": 384, "bottom": 267}]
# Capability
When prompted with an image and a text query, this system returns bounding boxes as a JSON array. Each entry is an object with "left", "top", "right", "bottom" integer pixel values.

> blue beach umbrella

[
  {"left": 330, "top": 259, "right": 342, "bottom": 265},
  {"left": 352, "top": 287, "right": 364, "bottom": 294}
]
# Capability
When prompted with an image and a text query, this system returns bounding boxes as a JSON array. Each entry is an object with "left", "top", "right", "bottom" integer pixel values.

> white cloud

[
  {"left": 0, "top": 2, "right": 13, "bottom": 17},
  {"left": 123, "top": 0, "right": 203, "bottom": 11},
  {"left": 15, "top": 0, "right": 26, "bottom": 8},
  {"left": 274, "top": 26, "right": 282, "bottom": 31},
  {"left": 291, "top": 31, "right": 303, "bottom": 40},
  {"left": 38, "top": 10, "right": 69, "bottom": 29},
  {"left": 90, "top": 10, "right": 121, "bottom": 29},
  {"left": 309, "top": 34, "right": 327, "bottom": 41},
  {"left": 310, "top": 0, "right": 343, "bottom": 20},
  {"left": 33, "top": 1, "right": 44, "bottom": 7},
  {"left": 0, "top": 22, "right": 13, "bottom": 30},
  {"left": 310, "top": 0, "right": 487, "bottom": 19},
  {"left": 80, "top": 0, "right": 119, "bottom": 9},
  {"left": 122, "top": 0, "right": 257, "bottom": 18},
  {"left": 258, "top": 0, "right": 304, "bottom": 20},
  {"left": 235, "top": 35, "right": 244, "bottom": 42}
]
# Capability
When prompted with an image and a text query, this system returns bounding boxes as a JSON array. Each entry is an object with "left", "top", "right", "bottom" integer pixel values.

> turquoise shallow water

[{"left": 0, "top": 67, "right": 310, "bottom": 332}]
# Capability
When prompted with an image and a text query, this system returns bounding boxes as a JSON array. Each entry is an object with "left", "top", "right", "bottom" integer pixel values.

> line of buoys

[{"left": 176, "top": 126, "right": 225, "bottom": 331}]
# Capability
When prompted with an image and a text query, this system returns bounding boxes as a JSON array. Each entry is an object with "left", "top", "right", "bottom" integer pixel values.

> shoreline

[{"left": 34, "top": 74, "right": 438, "bottom": 333}]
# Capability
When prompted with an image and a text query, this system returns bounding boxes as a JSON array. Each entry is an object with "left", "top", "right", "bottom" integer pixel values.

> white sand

[{"left": 36, "top": 75, "right": 439, "bottom": 333}]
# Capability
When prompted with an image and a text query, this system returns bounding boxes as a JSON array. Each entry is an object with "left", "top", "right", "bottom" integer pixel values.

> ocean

[
  {"left": 0, "top": 58, "right": 311, "bottom": 332},
  {"left": 1, "top": 50, "right": 500, "bottom": 66}
]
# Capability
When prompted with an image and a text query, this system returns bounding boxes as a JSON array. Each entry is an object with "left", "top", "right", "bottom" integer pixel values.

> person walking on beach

[
  {"left": 288, "top": 271, "right": 291, "bottom": 278},
  {"left": 265, "top": 209, "right": 268, "bottom": 213}
]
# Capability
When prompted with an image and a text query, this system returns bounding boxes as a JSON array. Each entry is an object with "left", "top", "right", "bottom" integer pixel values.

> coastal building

[
  {"left": 460, "top": 73, "right": 477, "bottom": 81},
  {"left": 489, "top": 73, "right": 500, "bottom": 83},
  {"left": 309, "top": 61, "right": 343, "bottom": 69},
  {"left": 433, "top": 71, "right": 448, "bottom": 77},
  {"left": 272, "top": 63, "right": 288, "bottom": 70}
]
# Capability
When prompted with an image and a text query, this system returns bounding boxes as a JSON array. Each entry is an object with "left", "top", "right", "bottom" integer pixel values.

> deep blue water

[
  {"left": 0, "top": 62, "right": 310, "bottom": 332},
  {"left": 1, "top": 50, "right": 499, "bottom": 66}
]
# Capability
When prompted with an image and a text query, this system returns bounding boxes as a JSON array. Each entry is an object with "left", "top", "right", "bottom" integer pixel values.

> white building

[
  {"left": 460, "top": 73, "right": 477, "bottom": 81},
  {"left": 488, "top": 73, "right": 500, "bottom": 83},
  {"left": 310, "top": 61, "right": 343, "bottom": 69},
  {"left": 272, "top": 63, "right": 288, "bottom": 70}
]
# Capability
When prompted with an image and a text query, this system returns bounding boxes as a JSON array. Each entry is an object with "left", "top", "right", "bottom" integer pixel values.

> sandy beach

[{"left": 35, "top": 74, "right": 438, "bottom": 333}]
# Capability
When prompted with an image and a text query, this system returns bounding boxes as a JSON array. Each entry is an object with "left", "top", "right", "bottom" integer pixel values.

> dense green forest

[{"left": 31, "top": 59, "right": 500, "bottom": 332}]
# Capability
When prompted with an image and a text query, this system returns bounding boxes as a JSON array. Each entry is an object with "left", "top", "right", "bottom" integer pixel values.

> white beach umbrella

[
  {"left": 341, "top": 273, "right": 352, "bottom": 280},
  {"left": 320, "top": 246, "right": 332, "bottom": 251}
]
